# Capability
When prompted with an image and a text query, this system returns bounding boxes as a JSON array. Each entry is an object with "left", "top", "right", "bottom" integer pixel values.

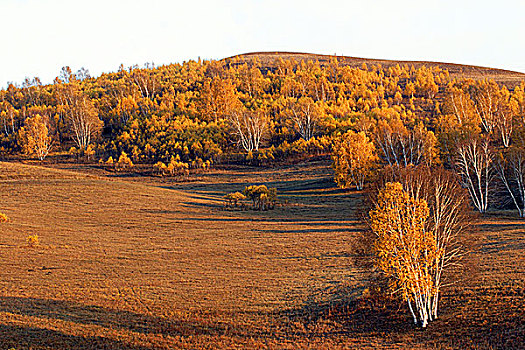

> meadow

[{"left": 0, "top": 160, "right": 522, "bottom": 349}]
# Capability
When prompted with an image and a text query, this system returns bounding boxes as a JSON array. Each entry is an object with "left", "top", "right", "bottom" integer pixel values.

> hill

[{"left": 224, "top": 51, "right": 525, "bottom": 88}]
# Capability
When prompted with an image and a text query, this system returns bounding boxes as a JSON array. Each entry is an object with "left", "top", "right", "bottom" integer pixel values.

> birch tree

[
  {"left": 375, "top": 118, "right": 437, "bottom": 167},
  {"left": 228, "top": 107, "right": 267, "bottom": 153},
  {"left": 57, "top": 83, "right": 103, "bottom": 150},
  {"left": 379, "top": 166, "right": 471, "bottom": 320},
  {"left": 470, "top": 80, "right": 500, "bottom": 134},
  {"left": 496, "top": 144, "right": 525, "bottom": 217},
  {"left": 370, "top": 182, "right": 438, "bottom": 328},
  {"left": 455, "top": 137, "right": 494, "bottom": 213},
  {"left": 370, "top": 171, "right": 470, "bottom": 327},
  {"left": 286, "top": 97, "right": 321, "bottom": 141}
]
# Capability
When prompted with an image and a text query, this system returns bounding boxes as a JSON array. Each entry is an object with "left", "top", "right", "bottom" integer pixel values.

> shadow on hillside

[
  {"left": 479, "top": 223, "right": 525, "bottom": 232},
  {"left": 0, "top": 324, "right": 147, "bottom": 350},
  {"left": 165, "top": 176, "right": 340, "bottom": 197},
  {"left": 0, "top": 296, "right": 228, "bottom": 340},
  {"left": 275, "top": 283, "right": 415, "bottom": 339},
  {"left": 166, "top": 174, "right": 365, "bottom": 225},
  {"left": 278, "top": 282, "right": 525, "bottom": 349}
]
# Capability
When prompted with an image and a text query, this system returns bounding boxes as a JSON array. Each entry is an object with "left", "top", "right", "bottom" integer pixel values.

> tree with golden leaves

[
  {"left": 18, "top": 114, "right": 53, "bottom": 160},
  {"left": 332, "top": 130, "right": 377, "bottom": 190},
  {"left": 370, "top": 182, "right": 440, "bottom": 328},
  {"left": 200, "top": 78, "right": 240, "bottom": 122},
  {"left": 375, "top": 166, "right": 472, "bottom": 321},
  {"left": 375, "top": 115, "right": 438, "bottom": 167}
]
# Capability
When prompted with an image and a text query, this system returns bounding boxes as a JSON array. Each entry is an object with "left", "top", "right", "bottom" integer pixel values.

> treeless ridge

[{"left": 0, "top": 161, "right": 523, "bottom": 349}]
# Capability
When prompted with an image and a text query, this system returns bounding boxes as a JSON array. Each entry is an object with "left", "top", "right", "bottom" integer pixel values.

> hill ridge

[{"left": 223, "top": 51, "right": 525, "bottom": 87}]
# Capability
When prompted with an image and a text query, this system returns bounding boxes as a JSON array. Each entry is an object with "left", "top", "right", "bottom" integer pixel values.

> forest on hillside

[{"left": 1, "top": 56, "right": 525, "bottom": 215}]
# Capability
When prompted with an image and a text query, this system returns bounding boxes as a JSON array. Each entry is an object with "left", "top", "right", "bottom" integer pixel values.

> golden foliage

[
  {"left": 243, "top": 185, "right": 277, "bottom": 210},
  {"left": 115, "top": 151, "right": 133, "bottom": 172},
  {"left": 18, "top": 114, "right": 53, "bottom": 160},
  {"left": 332, "top": 130, "right": 377, "bottom": 190},
  {"left": 26, "top": 234, "right": 39, "bottom": 247},
  {"left": 370, "top": 182, "right": 441, "bottom": 327},
  {"left": 224, "top": 192, "right": 246, "bottom": 208}
]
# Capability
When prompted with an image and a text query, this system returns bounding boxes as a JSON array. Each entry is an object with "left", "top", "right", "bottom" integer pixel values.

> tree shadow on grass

[
  {"left": 0, "top": 296, "right": 228, "bottom": 340},
  {"left": 276, "top": 282, "right": 525, "bottom": 349},
  {"left": 0, "top": 324, "right": 147, "bottom": 350},
  {"left": 276, "top": 283, "right": 415, "bottom": 340}
]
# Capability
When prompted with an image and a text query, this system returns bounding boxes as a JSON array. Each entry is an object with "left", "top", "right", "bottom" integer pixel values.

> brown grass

[
  {"left": 224, "top": 51, "right": 525, "bottom": 88},
  {"left": 0, "top": 160, "right": 523, "bottom": 349}
]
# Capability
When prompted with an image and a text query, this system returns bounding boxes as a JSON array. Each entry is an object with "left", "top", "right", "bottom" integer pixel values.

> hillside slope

[{"left": 225, "top": 51, "right": 525, "bottom": 87}]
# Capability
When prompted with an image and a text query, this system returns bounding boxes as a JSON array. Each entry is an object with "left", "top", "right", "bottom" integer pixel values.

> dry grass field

[
  {"left": 226, "top": 52, "right": 525, "bottom": 88},
  {"left": 0, "top": 160, "right": 523, "bottom": 349}
]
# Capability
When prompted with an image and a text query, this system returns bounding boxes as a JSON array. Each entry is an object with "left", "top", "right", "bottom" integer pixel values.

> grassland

[{"left": 0, "top": 160, "right": 523, "bottom": 349}]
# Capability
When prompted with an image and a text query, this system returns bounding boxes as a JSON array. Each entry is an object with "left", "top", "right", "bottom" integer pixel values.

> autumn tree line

[{"left": 1, "top": 57, "right": 524, "bottom": 215}]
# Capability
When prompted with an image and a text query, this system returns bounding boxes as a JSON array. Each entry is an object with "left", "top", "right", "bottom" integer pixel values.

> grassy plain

[{"left": 0, "top": 160, "right": 523, "bottom": 349}]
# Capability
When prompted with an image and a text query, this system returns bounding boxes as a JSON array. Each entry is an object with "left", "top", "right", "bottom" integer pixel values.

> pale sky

[{"left": 1, "top": 0, "right": 524, "bottom": 87}]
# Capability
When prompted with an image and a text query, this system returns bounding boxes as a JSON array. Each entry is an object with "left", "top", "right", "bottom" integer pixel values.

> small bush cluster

[
  {"left": 224, "top": 192, "right": 246, "bottom": 208},
  {"left": 154, "top": 155, "right": 190, "bottom": 177},
  {"left": 115, "top": 152, "right": 134, "bottom": 172},
  {"left": 224, "top": 185, "right": 278, "bottom": 210},
  {"left": 26, "top": 234, "right": 39, "bottom": 247},
  {"left": 243, "top": 185, "right": 277, "bottom": 210},
  {"left": 153, "top": 155, "right": 212, "bottom": 177}
]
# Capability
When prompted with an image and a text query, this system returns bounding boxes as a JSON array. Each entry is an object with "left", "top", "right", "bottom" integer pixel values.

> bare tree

[
  {"left": 76, "top": 67, "right": 91, "bottom": 82},
  {"left": 287, "top": 97, "right": 321, "bottom": 141},
  {"left": 57, "top": 83, "right": 102, "bottom": 150},
  {"left": 455, "top": 137, "right": 494, "bottom": 213},
  {"left": 228, "top": 108, "right": 267, "bottom": 152},
  {"left": 496, "top": 146, "right": 525, "bottom": 217},
  {"left": 494, "top": 89, "right": 515, "bottom": 148},
  {"left": 131, "top": 64, "right": 158, "bottom": 99}
]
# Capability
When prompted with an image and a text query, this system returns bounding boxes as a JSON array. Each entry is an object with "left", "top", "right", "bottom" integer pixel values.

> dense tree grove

[
  {"left": 1, "top": 56, "right": 524, "bottom": 213},
  {"left": 0, "top": 58, "right": 456, "bottom": 164}
]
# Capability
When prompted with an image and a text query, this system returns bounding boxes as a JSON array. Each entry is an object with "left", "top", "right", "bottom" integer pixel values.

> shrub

[
  {"left": 153, "top": 161, "right": 168, "bottom": 175},
  {"left": 27, "top": 234, "right": 39, "bottom": 247},
  {"left": 243, "top": 185, "right": 277, "bottom": 210},
  {"left": 224, "top": 192, "right": 247, "bottom": 208},
  {"left": 115, "top": 152, "right": 133, "bottom": 172},
  {"left": 153, "top": 156, "right": 190, "bottom": 176}
]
